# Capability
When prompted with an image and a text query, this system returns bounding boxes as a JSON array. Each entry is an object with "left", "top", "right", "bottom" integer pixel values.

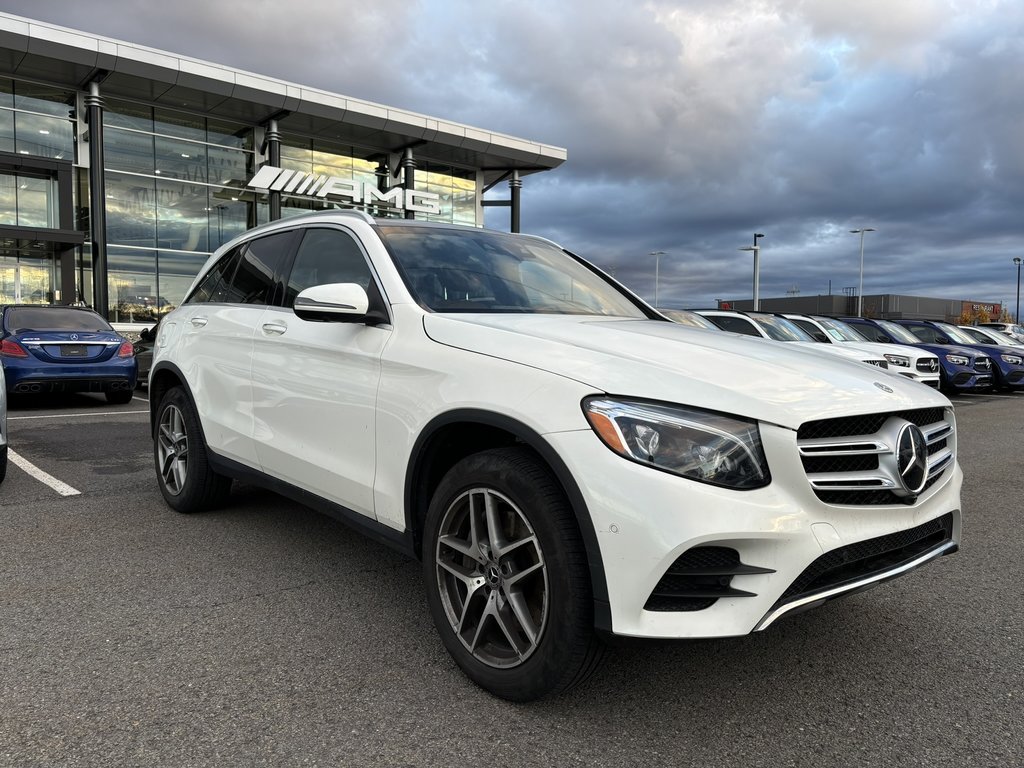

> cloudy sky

[{"left": 6, "top": 0, "right": 1024, "bottom": 312}]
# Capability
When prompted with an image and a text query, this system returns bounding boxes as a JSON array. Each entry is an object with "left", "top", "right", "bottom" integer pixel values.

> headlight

[
  {"left": 883, "top": 354, "right": 910, "bottom": 367},
  {"left": 1001, "top": 354, "right": 1023, "bottom": 365},
  {"left": 945, "top": 354, "right": 969, "bottom": 366},
  {"left": 583, "top": 397, "right": 770, "bottom": 489}
]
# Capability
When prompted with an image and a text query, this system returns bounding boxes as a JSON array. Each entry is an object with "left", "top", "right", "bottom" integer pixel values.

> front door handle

[
  {"left": 190, "top": 316, "right": 208, "bottom": 327},
  {"left": 261, "top": 322, "right": 287, "bottom": 336}
]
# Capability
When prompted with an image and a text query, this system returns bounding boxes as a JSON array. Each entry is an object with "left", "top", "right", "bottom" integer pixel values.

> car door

[
  {"left": 250, "top": 226, "right": 390, "bottom": 519},
  {"left": 173, "top": 230, "right": 297, "bottom": 467}
]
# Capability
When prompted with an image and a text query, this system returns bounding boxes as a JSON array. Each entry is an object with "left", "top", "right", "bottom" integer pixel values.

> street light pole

[
  {"left": 1014, "top": 256, "right": 1022, "bottom": 322},
  {"left": 650, "top": 250, "right": 666, "bottom": 308},
  {"left": 738, "top": 233, "right": 764, "bottom": 310},
  {"left": 850, "top": 227, "right": 876, "bottom": 317}
]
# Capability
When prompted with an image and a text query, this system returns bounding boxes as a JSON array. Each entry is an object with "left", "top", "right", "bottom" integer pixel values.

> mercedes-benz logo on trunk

[{"left": 896, "top": 423, "right": 929, "bottom": 495}]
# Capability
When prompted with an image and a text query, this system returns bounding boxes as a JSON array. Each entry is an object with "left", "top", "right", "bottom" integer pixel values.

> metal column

[
  {"left": 266, "top": 119, "right": 281, "bottom": 221},
  {"left": 402, "top": 148, "right": 416, "bottom": 220},
  {"left": 85, "top": 82, "right": 108, "bottom": 318},
  {"left": 509, "top": 170, "right": 521, "bottom": 233}
]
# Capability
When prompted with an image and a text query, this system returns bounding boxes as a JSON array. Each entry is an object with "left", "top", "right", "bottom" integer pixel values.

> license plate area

[{"left": 60, "top": 345, "right": 88, "bottom": 358}]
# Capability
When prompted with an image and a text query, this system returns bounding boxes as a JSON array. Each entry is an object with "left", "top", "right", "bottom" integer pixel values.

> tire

[
  {"left": 423, "top": 446, "right": 603, "bottom": 701},
  {"left": 153, "top": 386, "right": 231, "bottom": 512},
  {"left": 106, "top": 387, "right": 134, "bottom": 404}
]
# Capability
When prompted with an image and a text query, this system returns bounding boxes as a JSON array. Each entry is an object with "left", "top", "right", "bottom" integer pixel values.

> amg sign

[{"left": 246, "top": 165, "right": 441, "bottom": 215}]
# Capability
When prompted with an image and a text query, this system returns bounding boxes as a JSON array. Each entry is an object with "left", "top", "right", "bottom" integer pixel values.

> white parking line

[
  {"left": 7, "top": 449, "right": 81, "bottom": 496},
  {"left": 7, "top": 410, "right": 148, "bottom": 421}
]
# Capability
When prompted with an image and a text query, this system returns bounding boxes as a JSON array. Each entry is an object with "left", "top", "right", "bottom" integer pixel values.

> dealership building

[
  {"left": 723, "top": 294, "right": 1004, "bottom": 322},
  {"left": 0, "top": 13, "right": 565, "bottom": 321}
]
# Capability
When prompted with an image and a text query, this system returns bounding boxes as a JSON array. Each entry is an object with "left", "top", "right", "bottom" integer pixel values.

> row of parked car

[{"left": 661, "top": 308, "right": 1024, "bottom": 394}]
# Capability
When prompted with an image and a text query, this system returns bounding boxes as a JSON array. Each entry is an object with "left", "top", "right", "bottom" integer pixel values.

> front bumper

[{"left": 545, "top": 422, "right": 962, "bottom": 639}]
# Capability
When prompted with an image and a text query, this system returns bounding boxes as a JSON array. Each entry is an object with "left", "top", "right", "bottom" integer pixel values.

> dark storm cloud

[{"left": 5, "top": 0, "right": 1023, "bottom": 310}]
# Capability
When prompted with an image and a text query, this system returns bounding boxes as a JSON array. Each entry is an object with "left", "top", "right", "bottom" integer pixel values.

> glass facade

[
  {"left": 102, "top": 98, "right": 256, "bottom": 321},
  {"left": 1, "top": 75, "right": 485, "bottom": 320},
  {"left": 0, "top": 78, "right": 75, "bottom": 305}
]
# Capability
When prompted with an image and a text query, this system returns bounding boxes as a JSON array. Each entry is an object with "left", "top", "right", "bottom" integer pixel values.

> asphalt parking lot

[{"left": 1, "top": 388, "right": 1022, "bottom": 767}]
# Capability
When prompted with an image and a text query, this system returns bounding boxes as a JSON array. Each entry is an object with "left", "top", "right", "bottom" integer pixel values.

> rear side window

[
  {"left": 283, "top": 228, "right": 374, "bottom": 307},
  {"left": 187, "top": 246, "right": 244, "bottom": 304},
  {"left": 222, "top": 231, "right": 297, "bottom": 305},
  {"left": 712, "top": 316, "right": 760, "bottom": 336},
  {"left": 906, "top": 325, "right": 943, "bottom": 343}
]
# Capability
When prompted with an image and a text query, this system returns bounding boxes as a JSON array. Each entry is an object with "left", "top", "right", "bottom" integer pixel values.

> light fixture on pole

[
  {"left": 850, "top": 227, "right": 876, "bottom": 317},
  {"left": 738, "top": 233, "right": 764, "bottom": 310},
  {"left": 650, "top": 250, "right": 666, "bottom": 308},
  {"left": 1014, "top": 256, "right": 1022, "bottom": 323}
]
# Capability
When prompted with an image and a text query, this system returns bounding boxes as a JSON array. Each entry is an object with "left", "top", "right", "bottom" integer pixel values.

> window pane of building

[
  {"left": 105, "top": 127, "right": 156, "bottom": 174},
  {"left": 106, "top": 173, "right": 157, "bottom": 248},
  {"left": 154, "top": 107, "right": 205, "bottom": 142},
  {"left": 157, "top": 178, "right": 209, "bottom": 253},
  {"left": 105, "top": 100, "right": 154, "bottom": 132},
  {"left": 108, "top": 245, "right": 159, "bottom": 323},
  {"left": 155, "top": 135, "right": 208, "bottom": 182}
]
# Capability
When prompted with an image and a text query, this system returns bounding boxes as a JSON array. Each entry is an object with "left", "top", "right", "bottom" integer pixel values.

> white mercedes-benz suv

[{"left": 149, "top": 211, "right": 962, "bottom": 701}]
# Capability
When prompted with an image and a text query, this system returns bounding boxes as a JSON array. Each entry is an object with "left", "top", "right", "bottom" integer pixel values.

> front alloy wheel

[
  {"left": 435, "top": 487, "right": 548, "bottom": 668},
  {"left": 423, "top": 447, "right": 603, "bottom": 701}
]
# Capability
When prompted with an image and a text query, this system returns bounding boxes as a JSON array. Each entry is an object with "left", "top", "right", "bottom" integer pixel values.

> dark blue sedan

[
  {"left": 894, "top": 319, "right": 1024, "bottom": 392},
  {"left": 0, "top": 305, "right": 137, "bottom": 403}
]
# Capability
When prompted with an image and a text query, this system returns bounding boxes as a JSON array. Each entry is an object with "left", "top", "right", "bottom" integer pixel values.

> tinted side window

[
  {"left": 223, "top": 231, "right": 296, "bottom": 305},
  {"left": 186, "top": 246, "right": 244, "bottom": 304},
  {"left": 283, "top": 228, "right": 373, "bottom": 307},
  {"left": 791, "top": 319, "right": 826, "bottom": 342},
  {"left": 713, "top": 316, "right": 760, "bottom": 336},
  {"left": 851, "top": 322, "right": 885, "bottom": 342}
]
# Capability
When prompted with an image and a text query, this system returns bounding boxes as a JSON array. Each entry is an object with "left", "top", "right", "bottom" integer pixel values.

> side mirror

[{"left": 294, "top": 283, "right": 371, "bottom": 322}]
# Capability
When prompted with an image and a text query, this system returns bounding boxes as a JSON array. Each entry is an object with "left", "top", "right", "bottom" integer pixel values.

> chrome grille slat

[{"left": 798, "top": 407, "right": 956, "bottom": 506}]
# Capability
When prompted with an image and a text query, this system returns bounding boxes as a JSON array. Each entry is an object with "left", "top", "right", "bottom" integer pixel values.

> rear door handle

[
  {"left": 261, "top": 322, "right": 287, "bottom": 336},
  {"left": 190, "top": 317, "right": 208, "bottom": 327}
]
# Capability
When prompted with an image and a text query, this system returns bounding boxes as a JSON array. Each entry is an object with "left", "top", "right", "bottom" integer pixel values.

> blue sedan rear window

[{"left": 6, "top": 307, "right": 112, "bottom": 334}]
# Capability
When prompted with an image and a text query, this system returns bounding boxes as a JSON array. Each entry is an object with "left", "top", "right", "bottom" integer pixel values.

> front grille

[
  {"left": 797, "top": 408, "right": 954, "bottom": 505},
  {"left": 774, "top": 513, "right": 954, "bottom": 606},
  {"left": 644, "top": 546, "right": 773, "bottom": 612},
  {"left": 916, "top": 358, "right": 940, "bottom": 373},
  {"left": 975, "top": 357, "right": 992, "bottom": 372},
  {"left": 865, "top": 359, "right": 889, "bottom": 369}
]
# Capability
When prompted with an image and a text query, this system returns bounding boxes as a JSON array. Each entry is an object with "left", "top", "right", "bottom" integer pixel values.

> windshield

[
  {"left": 935, "top": 322, "right": 981, "bottom": 345},
  {"left": 377, "top": 226, "right": 647, "bottom": 317},
  {"left": 814, "top": 317, "right": 868, "bottom": 342},
  {"left": 750, "top": 314, "right": 815, "bottom": 341},
  {"left": 6, "top": 307, "right": 112, "bottom": 334},
  {"left": 875, "top": 319, "right": 923, "bottom": 345}
]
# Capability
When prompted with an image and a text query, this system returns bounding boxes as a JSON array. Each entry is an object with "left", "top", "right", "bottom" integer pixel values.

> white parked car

[
  {"left": 150, "top": 212, "right": 962, "bottom": 701},
  {"left": 695, "top": 309, "right": 895, "bottom": 372},
  {"left": 958, "top": 325, "right": 1024, "bottom": 347},
  {"left": 978, "top": 322, "right": 1024, "bottom": 343},
  {"left": 783, "top": 314, "right": 941, "bottom": 388}
]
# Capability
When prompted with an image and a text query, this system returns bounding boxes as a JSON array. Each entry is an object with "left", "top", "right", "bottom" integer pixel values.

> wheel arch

[
  {"left": 148, "top": 361, "right": 193, "bottom": 437},
  {"left": 405, "top": 409, "right": 611, "bottom": 631}
]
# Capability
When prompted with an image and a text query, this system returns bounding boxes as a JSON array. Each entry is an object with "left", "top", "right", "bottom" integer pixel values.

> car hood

[
  {"left": 911, "top": 343, "right": 988, "bottom": 359},
  {"left": 422, "top": 314, "right": 949, "bottom": 430}
]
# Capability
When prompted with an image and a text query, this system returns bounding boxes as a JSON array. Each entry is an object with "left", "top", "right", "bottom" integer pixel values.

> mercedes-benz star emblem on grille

[
  {"left": 70, "top": 333, "right": 79, "bottom": 341},
  {"left": 874, "top": 381, "right": 894, "bottom": 393},
  {"left": 929, "top": 359, "right": 939, "bottom": 372},
  {"left": 896, "top": 423, "right": 929, "bottom": 495}
]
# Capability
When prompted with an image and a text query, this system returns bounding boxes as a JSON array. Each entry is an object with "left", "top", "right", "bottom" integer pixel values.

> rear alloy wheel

[
  {"left": 154, "top": 387, "right": 231, "bottom": 512},
  {"left": 424, "top": 447, "right": 603, "bottom": 701}
]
